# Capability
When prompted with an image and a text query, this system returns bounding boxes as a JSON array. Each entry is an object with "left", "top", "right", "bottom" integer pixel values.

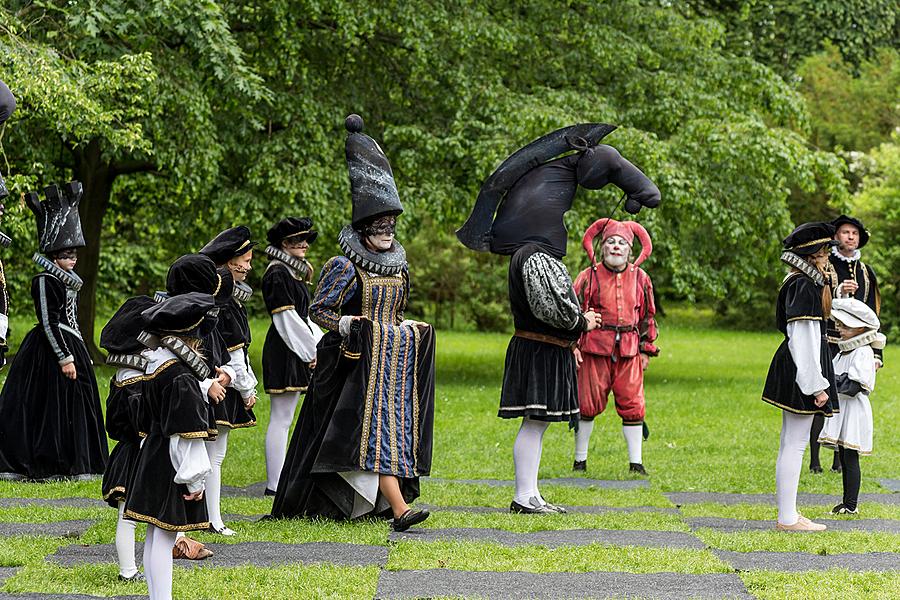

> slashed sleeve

[
  {"left": 522, "top": 252, "right": 585, "bottom": 332},
  {"left": 32, "top": 274, "right": 73, "bottom": 365},
  {"left": 309, "top": 256, "right": 358, "bottom": 332}
]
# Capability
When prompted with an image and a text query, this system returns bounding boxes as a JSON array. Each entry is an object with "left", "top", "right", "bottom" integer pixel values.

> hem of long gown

[{"left": 0, "top": 471, "right": 102, "bottom": 482}]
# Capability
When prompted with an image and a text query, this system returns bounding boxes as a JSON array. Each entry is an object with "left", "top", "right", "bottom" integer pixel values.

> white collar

[
  {"left": 837, "top": 329, "right": 886, "bottom": 352},
  {"left": 831, "top": 246, "right": 861, "bottom": 263}
]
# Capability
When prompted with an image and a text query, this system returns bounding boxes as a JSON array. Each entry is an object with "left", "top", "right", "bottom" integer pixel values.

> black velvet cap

[
  {"left": 141, "top": 292, "right": 216, "bottom": 337},
  {"left": 782, "top": 222, "right": 839, "bottom": 256},
  {"left": 100, "top": 296, "right": 157, "bottom": 354},
  {"left": 831, "top": 214, "right": 869, "bottom": 249},
  {"left": 166, "top": 254, "right": 220, "bottom": 296},
  {"left": 267, "top": 217, "right": 318, "bottom": 246},
  {"left": 199, "top": 226, "right": 257, "bottom": 265},
  {"left": 215, "top": 267, "right": 235, "bottom": 307}
]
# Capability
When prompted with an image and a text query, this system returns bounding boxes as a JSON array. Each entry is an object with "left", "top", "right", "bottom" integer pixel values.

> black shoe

[
  {"left": 510, "top": 497, "right": 556, "bottom": 515},
  {"left": 629, "top": 462, "right": 648, "bottom": 475},
  {"left": 392, "top": 508, "right": 430, "bottom": 532},
  {"left": 810, "top": 465, "right": 823, "bottom": 474},
  {"left": 831, "top": 464, "right": 842, "bottom": 474},
  {"left": 264, "top": 487, "right": 276, "bottom": 497},
  {"left": 117, "top": 572, "right": 145, "bottom": 583},
  {"left": 572, "top": 460, "right": 587, "bottom": 472},
  {"left": 831, "top": 503, "right": 859, "bottom": 515}
]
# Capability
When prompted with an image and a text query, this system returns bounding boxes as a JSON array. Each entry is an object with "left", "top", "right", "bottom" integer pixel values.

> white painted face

[{"left": 601, "top": 235, "right": 630, "bottom": 269}]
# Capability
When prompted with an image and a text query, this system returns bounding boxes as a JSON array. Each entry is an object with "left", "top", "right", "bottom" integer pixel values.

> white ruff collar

[
  {"left": 780, "top": 251, "right": 824, "bottom": 286},
  {"left": 831, "top": 246, "right": 860, "bottom": 263},
  {"left": 837, "top": 329, "right": 886, "bottom": 352}
]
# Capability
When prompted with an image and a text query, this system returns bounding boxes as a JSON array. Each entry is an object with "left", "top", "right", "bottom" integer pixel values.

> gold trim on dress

[
  {"left": 265, "top": 386, "right": 308, "bottom": 394},
  {"left": 786, "top": 316, "right": 822, "bottom": 322},
  {"left": 215, "top": 419, "right": 258, "bottom": 429},
  {"left": 270, "top": 305, "right": 295, "bottom": 314},
  {"left": 226, "top": 343, "right": 245, "bottom": 352},
  {"left": 124, "top": 509, "right": 210, "bottom": 532},
  {"left": 103, "top": 486, "right": 126, "bottom": 502},
  {"left": 761, "top": 395, "right": 833, "bottom": 415},
  {"left": 179, "top": 431, "right": 211, "bottom": 439}
]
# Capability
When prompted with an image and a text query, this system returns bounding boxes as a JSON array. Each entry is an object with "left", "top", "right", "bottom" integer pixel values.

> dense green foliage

[{"left": 0, "top": 1, "right": 894, "bottom": 335}]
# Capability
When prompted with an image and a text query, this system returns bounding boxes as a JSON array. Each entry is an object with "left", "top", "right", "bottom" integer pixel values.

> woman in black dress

[
  {"left": 262, "top": 217, "right": 321, "bottom": 495},
  {"left": 124, "top": 292, "right": 216, "bottom": 600},
  {"left": 762, "top": 222, "right": 839, "bottom": 532},
  {"left": 0, "top": 182, "right": 107, "bottom": 481}
]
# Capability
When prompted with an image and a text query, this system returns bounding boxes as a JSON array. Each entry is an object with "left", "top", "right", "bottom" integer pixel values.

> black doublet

[
  {"left": 262, "top": 260, "right": 314, "bottom": 393},
  {"left": 827, "top": 251, "right": 882, "bottom": 363}
]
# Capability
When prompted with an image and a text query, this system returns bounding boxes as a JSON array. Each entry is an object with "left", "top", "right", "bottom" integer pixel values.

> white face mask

[{"left": 601, "top": 235, "right": 630, "bottom": 269}]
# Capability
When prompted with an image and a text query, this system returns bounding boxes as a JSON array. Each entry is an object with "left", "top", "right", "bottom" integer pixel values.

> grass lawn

[{"left": 0, "top": 307, "right": 896, "bottom": 598}]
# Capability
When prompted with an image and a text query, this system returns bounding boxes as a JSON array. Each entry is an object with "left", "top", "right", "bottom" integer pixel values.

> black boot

[
  {"left": 629, "top": 462, "right": 648, "bottom": 476},
  {"left": 831, "top": 450, "right": 842, "bottom": 473},
  {"left": 572, "top": 460, "right": 587, "bottom": 472}
]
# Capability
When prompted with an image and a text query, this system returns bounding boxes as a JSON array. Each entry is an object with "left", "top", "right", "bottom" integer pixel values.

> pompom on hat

[
  {"left": 344, "top": 114, "right": 403, "bottom": 227},
  {"left": 581, "top": 218, "right": 652, "bottom": 267}
]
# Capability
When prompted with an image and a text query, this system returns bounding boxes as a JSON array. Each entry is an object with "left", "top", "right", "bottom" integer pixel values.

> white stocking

[
  {"left": 265, "top": 391, "right": 301, "bottom": 491},
  {"left": 205, "top": 426, "right": 229, "bottom": 529},
  {"left": 115, "top": 501, "right": 138, "bottom": 578},
  {"left": 776, "top": 411, "right": 814, "bottom": 526},
  {"left": 622, "top": 424, "right": 643, "bottom": 464},
  {"left": 144, "top": 525, "right": 176, "bottom": 600},
  {"left": 574, "top": 419, "right": 594, "bottom": 462},
  {"left": 513, "top": 418, "right": 550, "bottom": 506}
]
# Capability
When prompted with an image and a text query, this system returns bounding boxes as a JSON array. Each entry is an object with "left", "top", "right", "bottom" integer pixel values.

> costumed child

[
  {"left": 455, "top": 122, "right": 660, "bottom": 513},
  {"left": 818, "top": 298, "right": 885, "bottom": 515},
  {"left": 0, "top": 182, "right": 107, "bottom": 481},
  {"left": 261, "top": 217, "right": 322, "bottom": 495},
  {"left": 762, "top": 222, "right": 838, "bottom": 531},
  {"left": 199, "top": 227, "right": 260, "bottom": 530},
  {"left": 124, "top": 292, "right": 216, "bottom": 600},
  {"left": 270, "top": 115, "right": 436, "bottom": 532}
]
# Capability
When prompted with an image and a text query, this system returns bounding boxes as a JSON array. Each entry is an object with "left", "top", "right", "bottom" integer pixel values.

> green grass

[{"left": 0, "top": 310, "right": 897, "bottom": 597}]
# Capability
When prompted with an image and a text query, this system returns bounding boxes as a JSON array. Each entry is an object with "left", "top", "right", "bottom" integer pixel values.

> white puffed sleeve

[
  {"left": 273, "top": 310, "right": 320, "bottom": 362},
  {"left": 169, "top": 436, "right": 212, "bottom": 494},
  {"left": 786, "top": 320, "right": 830, "bottom": 396}
]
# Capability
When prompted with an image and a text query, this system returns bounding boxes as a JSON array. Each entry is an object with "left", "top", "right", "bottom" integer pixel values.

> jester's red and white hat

[{"left": 581, "top": 218, "right": 652, "bottom": 267}]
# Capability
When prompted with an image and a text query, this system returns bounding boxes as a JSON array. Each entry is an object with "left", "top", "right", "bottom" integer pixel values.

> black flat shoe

[
  {"left": 572, "top": 460, "right": 587, "bottom": 472},
  {"left": 392, "top": 508, "right": 430, "bottom": 532},
  {"left": 117, "top": 572, "right": 145, "bottom": 583},
  {"left": 510, "top": 497, "right": 556, "bottom": 515},
  {"left": 809, "top": 465, "right": 823, "bottom": 474},
  {"left": 629, "top": 462, "right": 648, "bottom": 476},
  {"left": 831, "top": 465, "right": 842, "bottom": 474},
  {"left": 264, "top": 487, "right": 276, "bottom": 497}
]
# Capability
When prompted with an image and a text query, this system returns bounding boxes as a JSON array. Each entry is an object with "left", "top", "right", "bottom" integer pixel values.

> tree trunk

[{"left": 72, "top": 139, "right": 113, "bottom": 363}]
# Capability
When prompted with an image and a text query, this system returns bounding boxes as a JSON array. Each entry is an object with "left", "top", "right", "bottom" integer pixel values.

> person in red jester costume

[{"left": 572, "top": 218, "right": 658, "bottom": 475}]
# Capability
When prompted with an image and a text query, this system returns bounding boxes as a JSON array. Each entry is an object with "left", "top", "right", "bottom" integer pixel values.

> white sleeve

[
  {"left": 786, "top": 320, "right": 830, "bottom": 396},
  {"left": 273, "top": 310, "right": 318, "bottom": 362},
  {"left": 847, "top": 346, "right": 877, "bottom": 393},
  {"left": 169, "top": 435, "right": 212, "bottom": 493},
  {"left": 218, "top": 364, "right": 237, "bottom": 387},
  {"left": 227, "top": 349, "right": 259, "bottom": 399},
  {"left": 198, "top": 378, "right": 214, "bottom": 400}
]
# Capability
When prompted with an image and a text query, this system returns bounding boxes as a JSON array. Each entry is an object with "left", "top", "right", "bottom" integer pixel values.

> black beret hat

[
  {"left": 166, "top": 254, "right": 221, "bottom": 296},
  {"left": 267, "top": 217, "right": 318, "bottom": 246},
  {"left": 199, "top": 226, "right": 257, "bottom": 265},
  {"left": 782, "top": 221, "right": 839, "bottom": 256},
  {"left": 100, "top": 296, "right": 157, "bottom": 354},
  {"left": 831, "top": 215, "right": 869, "bottom": 249},
  {"left": 141, "top": 292, "right": 216, "bottom": 337},
  {"left": 214, "top": 267, "right": 234, "bottom": 308}
]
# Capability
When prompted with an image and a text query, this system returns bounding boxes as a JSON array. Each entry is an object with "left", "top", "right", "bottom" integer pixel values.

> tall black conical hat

[
  {"left": 344, "top": 114, "right": 403, "bottom": 227},
  {"left": 25, "top": 181, "right": 86, "bottom": 253}
]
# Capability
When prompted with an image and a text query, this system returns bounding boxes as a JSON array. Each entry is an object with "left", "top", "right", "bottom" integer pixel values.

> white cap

[{"left": 831, "top": 298, "right": 879, "bottom": 330}]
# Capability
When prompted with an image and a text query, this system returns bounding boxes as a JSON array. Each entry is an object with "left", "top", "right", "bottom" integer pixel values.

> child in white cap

[{"left": 818, "top": 297, "right": 886, "bottom": 515}]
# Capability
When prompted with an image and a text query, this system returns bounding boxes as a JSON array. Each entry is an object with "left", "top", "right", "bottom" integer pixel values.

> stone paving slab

[
  {"left": 390, "top": 527, "right": 705, "bottom": 549},
  {"left": 666, "top": 491, "right": 900, "bottom": 506},
  {"left": 0, "top": 568, "right": 17, "bottom": 586},
  {"left": 421, "top": 504, "right": 680, "bottom": 515},
  {"left": 714, "top": 549, "right": 900, "bottom": 572},
  {"left": 881, "top": 479, "right": 900, "bottom": 493},
  {"left": 50, "top": 541, "right": 387, "bottom": 568},
  {"left": 0, "top": 595, "right": 143, "bottom": 599},
  {"left": 0, "top": 520, "right": 94, "bottom": 538},
  {"left": 221, "top": 482, "right": 269, "bottom": 497},
  {"left": 688, "top": 516, "right": 900, "bottom": 533},
  {"left": 0, "top": 498, "right": 104, "bottom": 509},
  {"left": 426, "top": 477, "right": 649, "bottom": 490},
  {"left": 375, "top": 570, "right": 753, "bottom": 599}
]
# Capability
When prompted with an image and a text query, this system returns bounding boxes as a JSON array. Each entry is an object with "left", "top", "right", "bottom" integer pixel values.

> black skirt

[
  {"left": 762, "top": 338, "right": 838, "bottom": 416},
  {"left": 102, "top": 380, "right": 143, "bottom": 507},
  {"left": 212, "top": 388, "right": 256, "bottom": 430},
  {"left": 498, "top": 336, "right": 579, "bottom": 424},
  {"left": 262, "top": 325, "right": 313, "bottom": 394},
  {"left": 0, "top": 327, "right": 107, "bottom": 480},
  {"left": 102, "top": 440, "right": 140, "bottom": 507}
]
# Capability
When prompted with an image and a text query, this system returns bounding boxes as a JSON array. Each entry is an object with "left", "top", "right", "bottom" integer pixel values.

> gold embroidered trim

[
  {"left": 787, "top": 316, "right": 822, "bottom": 322},
  {"left": 215, "top": 419, "right": 257, "bottom": 429},
  {"left": 112, "top": 359, "right": 179, "bottom": 385},
  {"left": 794, "top": 237, "right": 832, "bottom": 249},
  {"left": 113, "top": 375, "right": 144, "bottom": 387},
  {"left": 212, "top": 273, "right": 222, "bottom": 297},
  {"left": 179, "top": 431, "right": 210, "bottom": 439},
  {"left": 360, "top": 323, "right": 380, "bottom": 469},
  {"left": 342, "top": 349, "right": 361, "bottom": 359},
  {"left": 124, "top": 509, "right": 210, "bottom": 532},
  {"left": 237, "top": 239, "right": 251, "bottom": 251},
  {"left": 270, "top": 305, "right": 295, "bottom": 314},
  {"left": 387, "top": 325, "right": 401, "bottom": 474},
  {"left": 227, "top": 343, "right": 245, "bottom": 352},
  {"left": 817, "top": 435, "right": 871, "bottom": 455},
  {"left": 761, "top": 396, "right": 832, "bottom": 415},
  {"left": 411, "top": 325, "right": 421, "bottom": 475},
  {"left": 103, "top": 486, "right": 126, "bottom": 501},
  {"left": 265, "top": 386, "right": 307, "bottom": 394}
]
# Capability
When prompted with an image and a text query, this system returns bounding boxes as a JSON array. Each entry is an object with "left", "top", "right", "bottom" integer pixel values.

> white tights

[
  {"left": 776, "top": 411, "right": 814, "bottom": 526},
  {"left": 573, "top": 418, "right": 593, "bottom": 462},
  {"left": 144, "top": 524, "right": 176, "bottom": 600},
  {"left": 513, "top": 418, "right": 550, "bottom": 506},
  {"left": 205, "top": 426, "right": 229, "bottom": 529},
  {"left": 265, "top": 391, "right": 301, "bottom": 491},
  {"left": 573, "top": 419, "right": 643, "bottom": 464},
  {"left": 115, "top": 501, "right": 137, "bottom": 578}
]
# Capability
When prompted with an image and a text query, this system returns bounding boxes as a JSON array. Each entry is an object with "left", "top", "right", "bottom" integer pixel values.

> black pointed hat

[
  {"left": 199, "top": 226, "right": 257, "bottom": 265},
  {"left": 830, "top": 215, "right": 869, "bottom": 249},
  {"left": 100, "top": 296, "right": 157, "bottom": 354},
  {"left": 141, "top": 292, "right": 216, "bottom": 338},
  {"left": 267, "top": 217, "right": 318, "bottom": 246},
  {"left": 25, "top": 181, "right": 86, "bottom": 254},
  {"left": 344, "top": 114, "right": 403, "bottom": 227},
  {"left": 782, "top": 222, "right": 839, "bottom": 256}
]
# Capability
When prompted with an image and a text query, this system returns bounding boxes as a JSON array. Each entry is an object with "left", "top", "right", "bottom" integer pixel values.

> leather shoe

[
  {"left": 775, "top": 516, "right": 826, "bottom": 531},
  {"left": 208, "top": 523, "right": 236, "bottom": 536},
  {"left": 264, "top": 487, "right": 276, "bottom": 497},
  {"left": 392, "top": 508, "right": 430, "bottom": 532},
  {"left": 510, "top": 497, "right": 556, "bottom": 515},
  {"left": 809, "top": 465, "right": 823, "bottom": 474},
  {"left": 572, "top": 460, "right": 586, "bottom": 472},
  {"left": 173, "top": 536, "right": 214, "bottom": 560},
  {"left": 117, "top": 572, "right": 145, "bottom": 583},
  {"left": 629, "top": 462, "right": 648, "bottom": 475}
]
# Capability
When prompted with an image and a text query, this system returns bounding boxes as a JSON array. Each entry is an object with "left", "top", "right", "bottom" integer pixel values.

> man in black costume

[
  {"left": 809, "top": 214, "right": 883, "bottom": 474},
  {"left": 457, "top": 124, "right": 660, "bottom": 513}
]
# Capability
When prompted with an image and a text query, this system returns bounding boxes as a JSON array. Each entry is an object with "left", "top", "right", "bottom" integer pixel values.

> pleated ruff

[
  {"left": 498, "top": 336, "right": 579, "bottom": 424},
  {"left": 0, "top": 327, "right": 107, "bottom": 480},
  {"left": 262, "top": 326, "right": 312, "bottom": 394}
]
